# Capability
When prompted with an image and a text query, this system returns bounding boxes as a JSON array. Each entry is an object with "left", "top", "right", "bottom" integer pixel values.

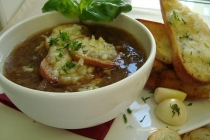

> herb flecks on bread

[{"left": 160, "top": 0, "right": 210, "bottom": 85}]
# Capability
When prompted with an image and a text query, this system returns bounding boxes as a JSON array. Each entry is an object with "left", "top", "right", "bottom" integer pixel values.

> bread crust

[
  {"left": 136, "top": 19, "right": 172, "bottom": 64},
  {"left": 146, "top": 59, "right": 210, "bottom": 98},
  {"left": 147, "top": 128, "right": 182, "bottom": 140},
  {"left": 160, "top": 0, "right": 210, "bottom": 85},
  {"left": 183, "top": 128, "right": 210, "bottom": 140}
]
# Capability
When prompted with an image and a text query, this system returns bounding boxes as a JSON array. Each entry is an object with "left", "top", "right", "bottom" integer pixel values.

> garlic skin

[
  {"left": 154, "top": 87, "right": 187, "bottom": 104},
  {"left": 155, "top": 98, "right": 187, "bottom": 126}
]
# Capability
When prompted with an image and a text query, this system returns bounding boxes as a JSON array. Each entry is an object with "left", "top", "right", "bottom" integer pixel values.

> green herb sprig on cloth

[{"left": 42, "top": 0, "right": 132, "bottom": 22}]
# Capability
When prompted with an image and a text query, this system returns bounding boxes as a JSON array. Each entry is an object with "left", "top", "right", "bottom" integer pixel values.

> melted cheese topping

[{"left": 75, "top": 36, "right": 117, "bottom": 60}]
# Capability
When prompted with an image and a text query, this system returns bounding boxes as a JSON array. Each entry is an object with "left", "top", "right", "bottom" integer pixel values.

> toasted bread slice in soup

[
  {"left": 69, "top": 36, "right": 118, "bottom": 69},
  {"left": 43, "top": 24, "right": 88, "bottom": 50},
  {"left": 160, "top": 0, "right": 210, "bottom": 85},
  {"left": 137, "top": 19, "right": 172, "bottom": 64},
  {"left": 146, "top": 59, "right": 210, "bottom": 98},
  {"left": 40, "top": 24, "right": 83, "bottom": 83},
  {"left": 40, "top": 23, "right": 118, "bottom": 84},
  {"left": 40, "top": 58, "right": 58, "bottom": 83}
]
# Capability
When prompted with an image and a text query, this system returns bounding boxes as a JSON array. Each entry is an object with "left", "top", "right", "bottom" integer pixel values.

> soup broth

[{"left": 4, "top": 23, "right": 146, "bottom": 92}]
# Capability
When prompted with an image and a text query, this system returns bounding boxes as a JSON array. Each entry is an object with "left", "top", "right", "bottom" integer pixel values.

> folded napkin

[{"left": 0, "top": 93, "right": 114, "bottom": 140}]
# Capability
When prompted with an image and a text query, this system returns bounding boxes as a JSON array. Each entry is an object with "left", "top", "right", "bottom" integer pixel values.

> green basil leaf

[
  {"left": 42, "top": 0, "right": 60, "bottom": 12},
  {"left": 79, "top": 0, "right": 132, "bottom": 22},
  {"left": 56, "top": 0, "right": 80, "bottom": 18},
  {"left": 42, "top": 0, "right": 132, "bottom": 22},
  {"left": 42, "top": 0, "right": 80, "bottom": 19},
  {"left": 79, "top": 0, "right": 94, "bottom": 13}
]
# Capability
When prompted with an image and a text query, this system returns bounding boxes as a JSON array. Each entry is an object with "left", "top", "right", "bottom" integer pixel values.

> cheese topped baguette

[
  {"left": 160, "top": 0, "right": 210, "bottom": 85},
  {"left": 40, "top": 23, "right": 118, "bottom": 85}
]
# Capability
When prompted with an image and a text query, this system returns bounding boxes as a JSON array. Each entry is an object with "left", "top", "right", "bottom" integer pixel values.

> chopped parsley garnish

[
  {"left": 182, "top": 18, "right": 187, "bottom": 24},
  {"left": 68, "top": 41, "right": 84, "bottom": 54},
  {"left": 140, "top": 115, "right": 146, "bottom": 123},
  {"left": 179, "top": 32, "right": 193, "bottom": 40},
  {"left": 49, "top": 31, "right": 70, "bottom": 47},
  {"left": 188, "top": 103, "right": 193, "bottom": 106},
  {"left": 64, "top": 43, "right": 70, "bottom": 49},
  {"left": 62, "top": 66, "right": 67, "bottom": 73},
  {"left": 172, "top": 11, "right": 180, "bottom": 21},
  {"left": 169, "top": 11, "right": 187, "bottom": 25},
  {"left": 58, "top": 52, "right": 64, "bottom": 57},
  {"left": 49, "top": 37, "right": 59, "bottom": 46},
  {"left": 62, "top": 61, "right": 76, "bottom": 73},
  {"left": 59, "top": 31, "right": 70, "bottom": 41},
  {"left": 127, "top": 108, "right": 132, "bottom": 114},
  {"left": 65, "top": 61, "right": 76, "bottom": 69},
  {"left": 170, "top": 104, "right": 181, "bottom": 117},
  {"left": 141, "top": 96, "right": 150, "bottom": 103},
  {"left": 123, "top": 114, "right": 128, "bottom": 123}
]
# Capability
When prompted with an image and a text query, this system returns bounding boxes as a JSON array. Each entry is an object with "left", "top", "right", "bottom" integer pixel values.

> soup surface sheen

[{"left": 4, "top": 23, "right": 146, "bottom": 92}]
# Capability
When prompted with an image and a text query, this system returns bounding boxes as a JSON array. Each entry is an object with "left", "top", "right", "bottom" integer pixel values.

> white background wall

[
  {"left": 0, "top": 0, "right": 25, "bottom": 28},
  {"left": 0, "top": 0, "right": 209, "bottom": 31}
]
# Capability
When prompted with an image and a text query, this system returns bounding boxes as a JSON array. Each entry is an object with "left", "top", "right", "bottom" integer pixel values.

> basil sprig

[{"left": 42, "top": 0, "right": 132, "bottom": 22}]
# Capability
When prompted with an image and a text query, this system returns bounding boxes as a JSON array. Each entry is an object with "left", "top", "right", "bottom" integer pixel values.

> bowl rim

[{"left": 0, "top": 12, "right": 156, "bottom": 97}]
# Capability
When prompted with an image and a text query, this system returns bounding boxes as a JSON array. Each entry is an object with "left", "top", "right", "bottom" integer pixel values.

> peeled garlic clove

[
  {"left": 154, "top": 87, "right": 187, "bottom": 103},
  {"left": 155, "top": 98, "right": 187, "bottom": 126}
]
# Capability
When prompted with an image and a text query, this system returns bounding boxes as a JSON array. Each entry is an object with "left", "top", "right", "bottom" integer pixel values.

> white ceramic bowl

[{"left": 0, "top": 12, "right": 156, "bottom": 129}]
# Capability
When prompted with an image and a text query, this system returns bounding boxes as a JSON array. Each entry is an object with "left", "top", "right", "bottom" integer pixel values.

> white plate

[
  {"left": 1, "top": 8, "right": 210, "bottom": 140},
  {"left": 105, "top": 88, "right": 210, "bottom": 139}
]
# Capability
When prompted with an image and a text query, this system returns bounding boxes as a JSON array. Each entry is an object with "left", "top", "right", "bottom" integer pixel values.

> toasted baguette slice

[
  {"left": 146, "top": 59, "right": 210, "bottom": 98},
  {"left": 183, "top": 128, "right": 210, "bottom": 140},
  {"left": 147, "top": 128, "right": 182, "bottom": 140},
  {"left": 70, "top": 36, "right": 118, "bottom": 69},
  {"left": 137, "top": 19, "right": 172, "bottom": 64},
  {"left": 39, "top": 58, "right": 58, "bottom": 83},
  {"left": 71, "top": 54, "right": 116, "bottom": 69},
  {"left": 160, "top": 0, "right": 210, "bottom": 85}
]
